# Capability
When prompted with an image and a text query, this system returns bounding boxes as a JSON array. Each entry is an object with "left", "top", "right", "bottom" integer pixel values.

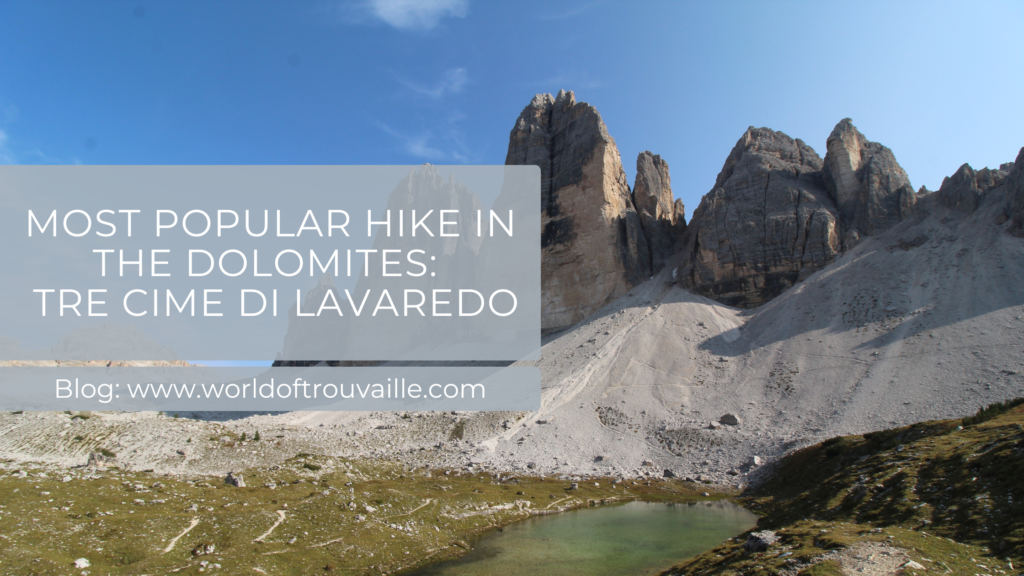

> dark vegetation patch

[{"left": 663, "top": 399, "right": 1024, "bottom": 575}]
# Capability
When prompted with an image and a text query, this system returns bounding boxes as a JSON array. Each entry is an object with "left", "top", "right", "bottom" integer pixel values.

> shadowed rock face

[
  {"left": 506, "top": 90, "right": 650, "bottom": 332},
  {"left": 678, "top": 127, "right": 840, "bottom": 308},
  {"left": 823, "top": 118, "right": 916, "bottom": 237},
  {"left": 1007, "top": 149, "right": 1024, "bottom": 236},
  {"left": 677, "top": 119, "right": 925, "bottom": 309},
  {"left": 938, "top": 161, "right": 1015, "bottom": 214},
  {"left": 634, "top": 151, "right": 686, "bottom": 273}
]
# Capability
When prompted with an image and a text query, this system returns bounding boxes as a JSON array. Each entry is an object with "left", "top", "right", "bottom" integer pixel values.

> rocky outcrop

[
  {"left": 633, "top": 151, "right": 686, "bottom": 272},
  {"left": 506, "top": 90, "right": 650, "bottom": 331},
  {"left": 744, "top": 531, "right": 780, "bottom": 553},
  {"left": 1006, "top": 149, "right": 1024, "bottom": 236},
  {"left": 678, "top": 127, "right": 840, "bottom": 308},
  {"left": 823, "top": 118, "right": 916, "bottom": 237},
  {"left": 939, "top": 159, "right": 1015, "bottom": 214}
]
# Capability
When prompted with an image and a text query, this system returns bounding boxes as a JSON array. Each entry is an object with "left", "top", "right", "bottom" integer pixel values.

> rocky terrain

[
  {"left": 2, "top": 92, "right": 1023, "bottom": 537},
  {"left": 505, "top": 90, "right": 683, "bottom": 332}
]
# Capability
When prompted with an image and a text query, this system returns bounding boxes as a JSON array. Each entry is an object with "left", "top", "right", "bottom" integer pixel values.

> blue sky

[{"left": 1, "top": 0, "right": 1022, "bottom": 220}]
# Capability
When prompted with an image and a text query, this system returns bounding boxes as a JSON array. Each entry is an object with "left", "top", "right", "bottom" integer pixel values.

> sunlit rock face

[
  {"left": 822, "top": 118, "right": 916, "bottom": 238},
  {"left": 506, "top": 90, "right": 651, "bottom": 332}
]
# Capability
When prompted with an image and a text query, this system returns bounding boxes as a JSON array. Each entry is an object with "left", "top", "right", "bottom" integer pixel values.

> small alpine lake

[{"left": 407, "top": 500, "right": 757, "bottom": 576}]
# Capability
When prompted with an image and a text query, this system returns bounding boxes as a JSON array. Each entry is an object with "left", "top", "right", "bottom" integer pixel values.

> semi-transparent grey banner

[
  {"left": 0, "top": 366, "right": 540, "bottom": 411},
  {"left": 0, "top": 165, "right": 540, "bottom": 361}
]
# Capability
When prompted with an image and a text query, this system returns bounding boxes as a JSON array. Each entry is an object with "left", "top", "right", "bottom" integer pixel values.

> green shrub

[{"left": 962, "top": 397, "right": 1024, "bottom": 427}]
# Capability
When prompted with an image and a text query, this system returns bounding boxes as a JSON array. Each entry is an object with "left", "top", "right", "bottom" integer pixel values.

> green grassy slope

[{"left": 664, "top": 400, "right": 1024, "bottom": 575}]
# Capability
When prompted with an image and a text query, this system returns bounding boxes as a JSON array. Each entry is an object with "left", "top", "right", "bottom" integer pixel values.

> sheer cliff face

[
  {"left": 506, "top": 90, "right": 650, "bottom": 332},
  {"left": 678, "top": 119, "right": 922, "bottom": 309},
  {"left": 823, "top": 118, "right": 916, "bottom": 238},
  {"left": 634, "top": 151, "right": 685, "bottom": 273},
  {"left": 679, "top": 127, "right": 841, "bottom": 308}
]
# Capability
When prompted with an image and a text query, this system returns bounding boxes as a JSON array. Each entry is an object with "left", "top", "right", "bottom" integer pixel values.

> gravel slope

[{"left": 3, "top": 190, "right": 1023, "bottom": 485}]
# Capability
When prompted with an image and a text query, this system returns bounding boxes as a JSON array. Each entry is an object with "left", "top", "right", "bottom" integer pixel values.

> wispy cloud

[
  {"left": 332, "top": 0, "right": 468, "bottom": 31},
  {"left": 374, "top": 119, "right": 473, "bottom": 163},
  {"left": 0, "top": 130, "right": 14, "bottom": 165},
  {"left": 0, "top": 128, "right": 74, "bottom": 166},
  {"left": 397, "top": 67, "right": 467, "bottom": 99},
  {"left": 376, "top": 121, "right": 446, "bottom": 160}
]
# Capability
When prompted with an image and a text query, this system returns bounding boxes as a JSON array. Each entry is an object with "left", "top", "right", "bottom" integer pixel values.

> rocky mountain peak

[
  {"left": 506, "top": 91, "right": 650, "bottom": 332},
  {"left": 633, "top": 151, "right": 685, "bottom": 272},
  {"left": 823, "top": 118, "right": 916, "bottom": 236},
  {"left": 678, "top": 126, "right": 839, "bottom": 308}
]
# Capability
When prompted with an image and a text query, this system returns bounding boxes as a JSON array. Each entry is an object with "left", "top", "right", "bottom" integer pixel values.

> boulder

[
  {"left": 633, "top": 151, "right": 685, "bottom": 272},
  {"left": 719, "top": 414, "right": 741, "bottom": 426},
  {"left": 743, "top": 530, "right": 779, "bottom": 553},
  {"left": 822, "top": 118, "right": 916, "bottom": 237},
  {"left": 74, "top": 558, "right": 90, "bottom": 569},
  {"left": 86, "top": 452, "right": 113, "bottom": 469},
  {"left": 506, "top": 90, "right": 651, "bottom": 331},
  {"left": 225, "top": 472, "right": 245, "bottom": 487},
  {"left": 678, "top": 127, "right": 840, "bottom": 308}
]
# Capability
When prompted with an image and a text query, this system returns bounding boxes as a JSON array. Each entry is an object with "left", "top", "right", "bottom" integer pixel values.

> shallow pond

[{"left": 408, "top": 500, "right": 757, "bottom": 576}]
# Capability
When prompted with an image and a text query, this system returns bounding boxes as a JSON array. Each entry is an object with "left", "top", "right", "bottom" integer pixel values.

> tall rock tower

[
  {"left": 506, "top": 90, "right": 651, "bottom": 332},
  {"left": 633, "top": 151, "right": 686, "bottom": 273}
]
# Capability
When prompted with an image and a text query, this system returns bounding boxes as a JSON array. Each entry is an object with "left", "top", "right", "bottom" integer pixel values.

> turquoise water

[{"left": 407, "top": 501, "right": 757, "bottom": 576}]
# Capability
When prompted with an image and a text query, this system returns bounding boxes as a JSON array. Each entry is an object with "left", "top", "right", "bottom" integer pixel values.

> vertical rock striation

[
  {"left": 678, "top": 128, "right": 841, "bottom": 308},
  {"left": 822, "top": 118, "right": 916, "bottom": 238},
  {"left": 678, "top": 119, "right": 920, "bottom": 308},
  {"left": 506, "top": 90, "right": 651, "bottom": 332},
  {"left": 633, "top": 151, "right": 686, "bottom": 273}
]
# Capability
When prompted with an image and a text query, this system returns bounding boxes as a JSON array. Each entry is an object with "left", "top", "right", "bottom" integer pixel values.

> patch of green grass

[
  {"left": 0, "top": 456, "right": 714, "bottom": 575},
  {"left": 798, "top": 560, "right": 842, "bottom": 575},
  {"left": 663, "top": 399, "right": 1024, "bottom": 575}
]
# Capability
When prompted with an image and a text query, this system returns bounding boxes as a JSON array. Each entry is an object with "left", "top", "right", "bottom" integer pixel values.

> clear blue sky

[{"left": 1, "top": 0, "right": 1022, "bottom": 219}]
